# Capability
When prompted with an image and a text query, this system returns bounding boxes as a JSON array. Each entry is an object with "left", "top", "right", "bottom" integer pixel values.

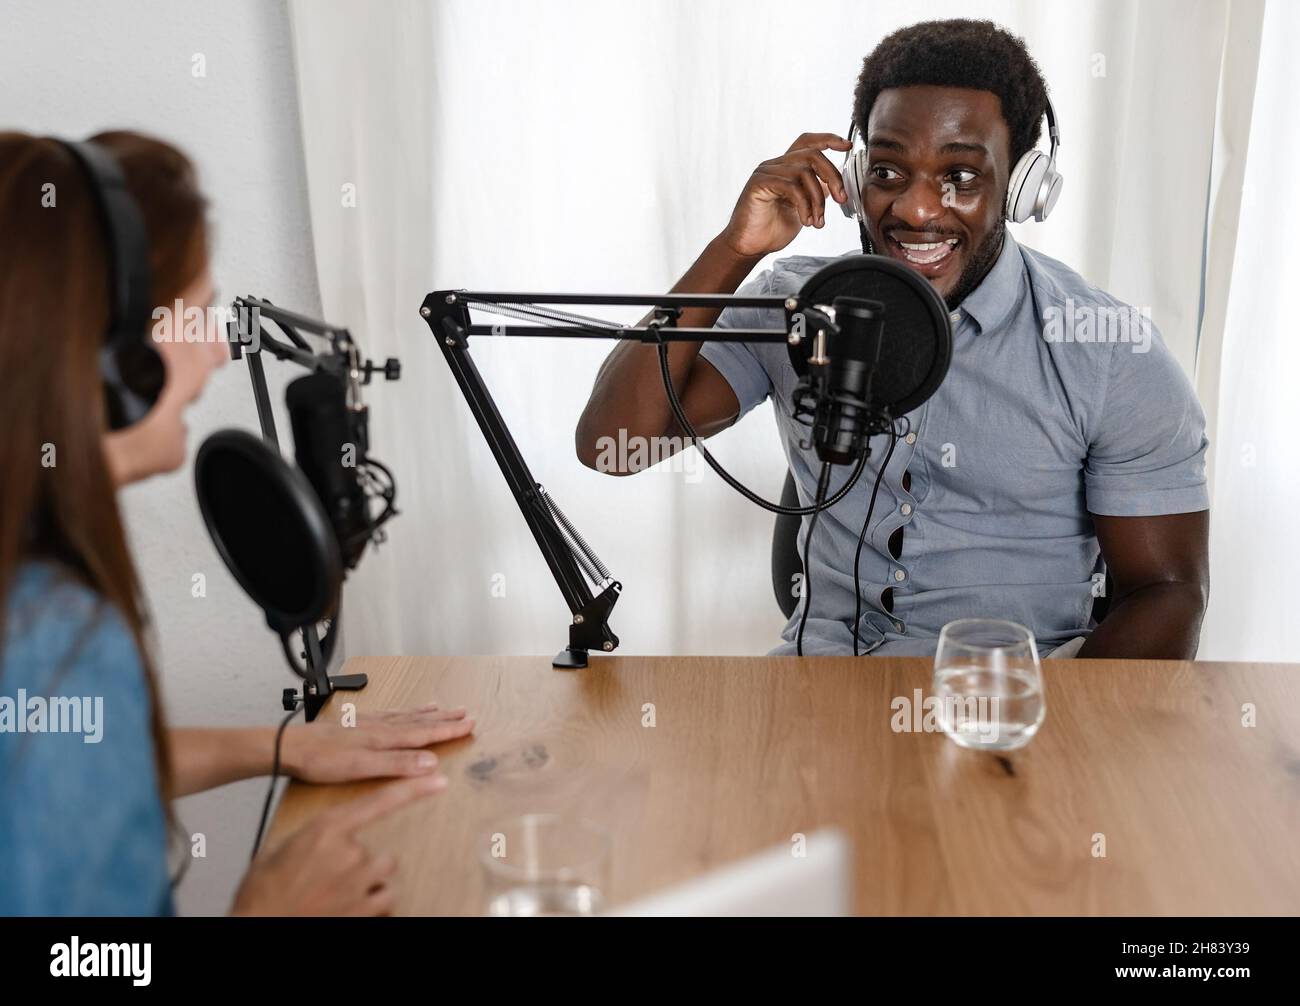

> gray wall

[{"left": 0, "top": 0, "right": 320, "bottom": 914}]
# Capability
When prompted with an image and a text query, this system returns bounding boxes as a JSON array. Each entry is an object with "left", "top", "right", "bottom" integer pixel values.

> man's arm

[
  {"left": 575, "top": 132, "right": 851, "bottom": 473},
  {"left": 574, "top": 235, "right": 756, "bottom": 473},
  {"left": 1078, "top": 510, "right": 1210, "bottom": 659}
]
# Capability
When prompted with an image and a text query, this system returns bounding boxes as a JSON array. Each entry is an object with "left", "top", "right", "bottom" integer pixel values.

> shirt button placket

[{"left": 888, "top": 423, "right": 920, "bottom": 636}]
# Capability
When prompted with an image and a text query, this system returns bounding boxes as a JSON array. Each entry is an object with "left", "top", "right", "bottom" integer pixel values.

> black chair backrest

[{"left": 768, "top": 469, "right": 1113, "bottom": 625}]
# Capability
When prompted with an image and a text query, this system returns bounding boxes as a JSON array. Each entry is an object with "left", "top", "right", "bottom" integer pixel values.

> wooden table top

[{"left": 266, "top": 655, "right": 1300, "bottom": 915}]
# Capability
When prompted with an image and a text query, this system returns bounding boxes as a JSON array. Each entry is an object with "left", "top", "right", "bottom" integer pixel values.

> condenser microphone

[
  {"left": 790, "top": 254, "right": 953, "bottom": 463},
  {"left": 286, "top": 372, "right": 372, "bottom": 570},
  {"left": 810, "top": 296, "right": 886, "bottom": 465}
]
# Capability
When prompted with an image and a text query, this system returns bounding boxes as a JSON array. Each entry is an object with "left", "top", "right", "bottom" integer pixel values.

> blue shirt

[
  {"left": 0, "top": 562, "right": 173, "bottom": 915},
  {"left": 701, "top": 232, "right": 1209, "bottom": 656}
]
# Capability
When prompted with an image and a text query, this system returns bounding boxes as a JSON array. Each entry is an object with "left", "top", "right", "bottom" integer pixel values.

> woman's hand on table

[
  {"left": 232, "top": 774, "right": 446, "bottom": 916},
  {"left": 281, "top": 704, "right": 475, "bottom": 784}
]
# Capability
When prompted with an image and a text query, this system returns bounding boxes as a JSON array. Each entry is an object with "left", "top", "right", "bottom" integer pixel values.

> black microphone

[
  {"left": 810, "top": 296, "right": 885, "bottom": 465},
  {"left": 285, "top": 372, "right": 371, "bottom": 570},
  {"left": 789, "top": 254, "right": 953, "bottom": 464}
]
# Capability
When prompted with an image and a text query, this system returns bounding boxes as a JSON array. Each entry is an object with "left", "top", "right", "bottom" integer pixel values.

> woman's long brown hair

[{"left": 0, "top": 131, "right": 209, "bottom": 797}]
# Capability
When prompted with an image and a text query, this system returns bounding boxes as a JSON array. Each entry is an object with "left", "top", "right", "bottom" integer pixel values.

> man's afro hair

[{"left": 852, "top": 19, "right": 1049, "bottom": 167}]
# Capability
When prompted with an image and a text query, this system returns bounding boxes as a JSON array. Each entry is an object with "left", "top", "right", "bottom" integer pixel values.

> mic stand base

[
  {"left": 296, "top": 672, "right": 369, "bottom": 722},
  {"left": 281, "top": 623, "right": 369, "bottom": 722},
  {"left": 282, "top": 675, "right": 368, "bottom": 721},
  {"left": 551, "top": 580, "right": 621, "bottom": 670}
]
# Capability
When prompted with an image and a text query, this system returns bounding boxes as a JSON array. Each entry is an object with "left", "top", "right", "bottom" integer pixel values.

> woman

[{"left": 0, "top": 130, "right": 473, "bottom": 915}]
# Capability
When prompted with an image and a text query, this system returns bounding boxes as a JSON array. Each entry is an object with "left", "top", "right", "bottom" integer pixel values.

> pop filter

[
  {"left": 791, "top": 253, "right": 952, "bottom": 420},
  {"left": 194, "top": 429, "right": 343, "bottom": 638}
]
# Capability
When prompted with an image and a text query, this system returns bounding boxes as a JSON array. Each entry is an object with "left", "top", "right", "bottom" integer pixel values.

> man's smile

[{"left": 881, "top": 229, "right": 963, "bottom": 279}]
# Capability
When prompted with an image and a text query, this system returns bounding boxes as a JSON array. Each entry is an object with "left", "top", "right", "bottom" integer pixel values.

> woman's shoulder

[
  {"left": 1, "top": 560, "right": 171, "bottom": 916},
  {"left": 4, "top": 560, "right": 145, "bottom": 695}
]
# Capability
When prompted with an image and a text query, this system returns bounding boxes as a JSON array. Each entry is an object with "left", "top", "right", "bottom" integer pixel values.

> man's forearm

[
  {"left": 575, "top": 233, "right": 760, "bottom": 468},
  {"left": 166, "top": 726, "right": 277, "bottom": 798},
  {"left": 1076, "top": 581, "right": 1207, "bottom": 659}
]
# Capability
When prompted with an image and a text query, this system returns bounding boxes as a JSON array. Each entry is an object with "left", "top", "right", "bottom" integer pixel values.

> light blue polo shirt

[{"left": 701, "top": 232, "right": 1209, "bottom": 656}]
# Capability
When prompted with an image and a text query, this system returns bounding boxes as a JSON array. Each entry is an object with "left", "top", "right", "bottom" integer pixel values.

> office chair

[{"left": 771, "top": 471, "right": 805, "bottom": 620}]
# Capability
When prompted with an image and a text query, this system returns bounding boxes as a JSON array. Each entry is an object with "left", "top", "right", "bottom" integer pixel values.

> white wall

[{"left": 0, "top": 0, "right": 320, "bottom": 914}]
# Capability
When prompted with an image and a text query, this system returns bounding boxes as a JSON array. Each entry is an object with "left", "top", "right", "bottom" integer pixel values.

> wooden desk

[{"left": 267, "top": 656, "right": 1300, "bottom": 915}]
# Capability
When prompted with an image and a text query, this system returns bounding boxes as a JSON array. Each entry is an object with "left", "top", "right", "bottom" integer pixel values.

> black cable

[
  {"left": 251, "top": 705, "right": 302, "bottom": 860},
  {"left": 655, "top": 341, "right": 868, "bottom": 515},
  {"left": 168, "top": 815, "right": 193, "bottom": 894},
  {"left": 852, "top": 426, "right": 901, "bottom": 657},
  {"left": 796, "top": 462, "right": 834, "bottom": 656},
  {"left": 859, "top": 220, "right": 874, "bottom": 255}
]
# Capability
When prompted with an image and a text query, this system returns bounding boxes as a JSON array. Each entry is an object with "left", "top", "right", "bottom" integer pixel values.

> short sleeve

[
  {"left": 698, "top": 270, "right": 776, "bottom": 421},
  {"left": 1084, "top": 319, "right": 1210, "bottom": 516},
  {"left": 0, "top": 574, "right": 172, "bottom": 915}
]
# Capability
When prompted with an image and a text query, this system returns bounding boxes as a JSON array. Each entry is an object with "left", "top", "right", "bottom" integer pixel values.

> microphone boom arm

[{"left": 420, "top": 288, "right": 802, "bottom": 668}]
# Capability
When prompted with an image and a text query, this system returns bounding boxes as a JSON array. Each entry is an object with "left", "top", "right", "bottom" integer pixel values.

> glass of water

[
  {"left": 479, "top": 813, "right": 610, "bottom": 917},
  {"left": 933, "top": 619, "right": 1045, "bottom": 751}
]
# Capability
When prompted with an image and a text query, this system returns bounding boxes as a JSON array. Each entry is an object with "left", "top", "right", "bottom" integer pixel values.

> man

[{"left": 576, "top": 19, "right": 1209, "bottom": 658}]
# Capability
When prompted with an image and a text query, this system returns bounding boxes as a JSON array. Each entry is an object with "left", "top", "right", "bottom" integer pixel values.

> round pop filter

[
  {"left": 194, "top": 429, "right": 343, "bottom": 635},
  {"left": 791, "top": 254, "right": 953, "bottom": 418}
]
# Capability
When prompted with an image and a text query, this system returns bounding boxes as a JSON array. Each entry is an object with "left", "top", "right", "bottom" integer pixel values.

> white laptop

[{"left": 613, "top": 829, "right": 852, "bottom": 917}]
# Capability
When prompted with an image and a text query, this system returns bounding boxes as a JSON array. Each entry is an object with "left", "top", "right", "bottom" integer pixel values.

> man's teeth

[{"left": 895, "top": 237, "right": 958, "bottom": 265}]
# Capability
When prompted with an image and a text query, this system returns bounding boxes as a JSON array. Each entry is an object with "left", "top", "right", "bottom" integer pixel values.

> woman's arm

[
  {"left": 166, "top": 725, "right": 280, "bottom": 797},
  {"left": 166, "top": 705, "right": 475, "bottom": 798}
]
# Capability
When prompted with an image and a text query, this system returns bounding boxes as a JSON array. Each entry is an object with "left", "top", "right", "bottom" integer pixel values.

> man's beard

[{"left": 943, "top": 220, "right": 1005, "bottom": 311}]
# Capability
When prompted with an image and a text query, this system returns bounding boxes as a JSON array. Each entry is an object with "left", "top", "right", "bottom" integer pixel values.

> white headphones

[{"left": 839, "top": 96, "right": 1063, "bottom": 226}]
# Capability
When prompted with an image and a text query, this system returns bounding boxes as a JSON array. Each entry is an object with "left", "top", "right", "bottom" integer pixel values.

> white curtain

[
  {"left": 287, "top": 0, "right": 1272, "bottom": 659},
  {"left": 1197, "top": 0, "right": 1300, "bottom": 662}
]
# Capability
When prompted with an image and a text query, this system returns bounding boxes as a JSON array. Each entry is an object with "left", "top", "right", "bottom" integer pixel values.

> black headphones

[{"left": 57, "top": 139, "right": 166, "bottom": 430}]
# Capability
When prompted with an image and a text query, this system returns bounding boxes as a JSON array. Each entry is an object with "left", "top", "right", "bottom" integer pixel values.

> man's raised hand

[{"left": 719, "top": 132, "right": 852, "bottom": 259}]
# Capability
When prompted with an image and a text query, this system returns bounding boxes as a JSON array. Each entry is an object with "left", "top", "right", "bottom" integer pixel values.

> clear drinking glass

[
  {"left": 478, "top": 813, "right": 610, "bottom": 917},
  {"left": 933, "top": 618, "right": 1045, "bottom": 751}
]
